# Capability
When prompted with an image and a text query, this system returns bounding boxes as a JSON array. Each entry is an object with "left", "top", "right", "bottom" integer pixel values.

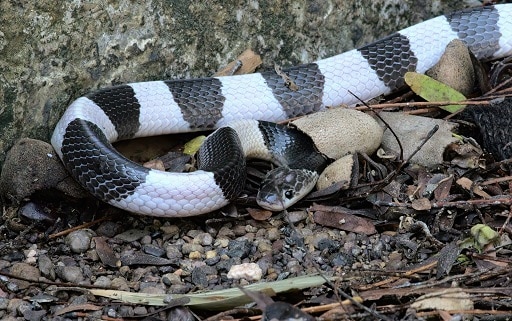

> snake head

[{"left": 256, "top": 167, "right": 319, "bottom": 211}]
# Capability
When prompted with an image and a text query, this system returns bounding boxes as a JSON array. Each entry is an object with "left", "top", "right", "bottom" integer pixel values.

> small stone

[
  {"left": 55, "top": 266, "right": 84, "bottom": 283},
  {"left": 181, "top": 243, "right": 204, "bottom": 254},
  {"left": 426, "top": 39, "right": 475, "bottom": 96},
  {"left": 192, "top": 233, "right": 213, "bottom": 246},
  {"left": 140, "top": 285, "right": 165, "bottom": 294},
  {"left": 191, "top": 267, "right": 208, "bottom": 288},
  {"left": 140, "top": 235, "right": 152, "bottom": 245},
  {"left": 162, "top": 273, "right": 182, "bottom": 286},
  {"left": 165, "top": 244, "right": 182, "bottom": 261},
  {"left": 133, "top": 306, "right": 148, "bottom": 315},
  {"left": 215, "top": 238, "right": 230, "bottom": 248},
  {"left": 115, "top": 229, "right": 148, "bottom": 242},
  {"left": 118, "top": 306, "right": 134, "bottom": 317},
  {"left": 267, "top": 228, "right": 280, "bottom": 241},
  {"left": 188, "top": 251, "right": 202, "bottom": 260},
  {"left": 217, "top": 226, "right": 235, "bottom": 238},
  {"left": 160, "top": 225, "right": 180, "bottom": 237},
  {"left": 257, "top": 240, "right": 272, "bottom": 253},
  {"left": 142, "top": 244, "right": 165, "bottom": 257},
  {"left": 205, "top": 250, "right": 217, "bottom": 259},
  {"left": 96, "top": 221, "right": 123, "bottom": 238},
  {"left": 9, "top": 263, "right": 41, "bottom": 289},
  {"left": 94, "top": 276, "right": 112, "bottom": 288},
  {"left": 227, "top": 240, "right": 251, "bottom": 259},
  {"left": 65, "top": 229, "right": 94, "bottom": 254},
  {"left": 227, "top": 263, "right": 262, "bottom": 281},
  {"left": 232, "top": 225, "right": 247, "bottom": 236},
  {"left": 0, "top": 298, "right": 8, "bottom": 310},
  {"left": 37, "top": 254, "right": 55, "bottom": 280},
  {"left": 111, "top": 277, "right": 130, "bottom": 291}
]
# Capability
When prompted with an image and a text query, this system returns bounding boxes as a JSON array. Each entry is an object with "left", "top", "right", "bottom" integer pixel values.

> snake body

[{"left": 51, "top": 5, "right": 512, "bottom": 217}]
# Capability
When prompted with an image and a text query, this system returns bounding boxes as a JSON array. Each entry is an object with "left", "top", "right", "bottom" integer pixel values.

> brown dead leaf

[
  {"left": 411, "top": 198, "right": 432, "bottom": 211},
  {"left": 213, "top": 49, "right": 262, "bottom": 76},
  {"left": 55, "top": 303, "right": 102, "bottom": 316},
  {"left": 456, "top": 177, "right": 491, "bottom": 198},
  {"left": 437, "top": 242, "right": 460, "bottom": 279},
  {"left": 93, "top": 237, "right": 121, "bottom": 268},
  {"left": 411, "top": 288, "right": 473, "bottom": 312},
  {"left": 433, "top": 175, "right": 453, "bottom": 201},
  {"left": 311, "top": 204, "right": 376, "bottom": 235},
  {"left": 247, "top": 207, "right": 273, "bottom": 221}
]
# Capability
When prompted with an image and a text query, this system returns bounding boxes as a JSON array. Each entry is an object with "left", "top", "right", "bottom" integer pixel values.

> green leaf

[
  {"left": 183, "top": 135, "right": 206, "bottom": 155},
  {"left": 404, "top": 72, "right": 466, "bottom": 113}
]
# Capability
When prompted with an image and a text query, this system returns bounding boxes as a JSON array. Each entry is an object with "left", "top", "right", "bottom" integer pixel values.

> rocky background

[{"left": 1, "top": 0, "right": 465, "bottom": 172}]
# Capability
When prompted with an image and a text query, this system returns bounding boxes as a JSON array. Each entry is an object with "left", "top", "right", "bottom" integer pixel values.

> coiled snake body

[{"left": 51, "top": 5, "right": 512, "bottom": 217}]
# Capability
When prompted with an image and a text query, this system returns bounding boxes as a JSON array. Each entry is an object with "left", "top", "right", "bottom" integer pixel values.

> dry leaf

[
  {"left": 312, "top": 205, "right": 376, "bottom": 235},
  {"left": 456, "top": 177, "right": 491, "bottom": 198},
  {"left": 411, "top": 288, "right": 473, "bottom": 311}
]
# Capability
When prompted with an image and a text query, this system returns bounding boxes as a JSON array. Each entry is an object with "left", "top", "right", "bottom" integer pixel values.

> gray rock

[
  {"left": 93, "top": 276, "right": 112, "bottom": 288},
  {"left": 0, "top": 138, "right": 85, "bottom": 204},
  {"left": 9, "top": 263, "right": 41, "bottom": 290},
  {"left": 37, "top": 254, "right": 56, "bottom": 280},
  {"left": 227, "top": 239, "right": 251, "bottom": 258},
  {"left": 55, "top": 265, "right": 84, "bottom": 283},
  {"left": 65, "top": 229, "right": 95, "bottom": 254}
]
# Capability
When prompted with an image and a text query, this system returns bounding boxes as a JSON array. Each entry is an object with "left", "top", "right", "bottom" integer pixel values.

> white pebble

[{"left": 227, "top": 263, "right": 262, "bottom": 281}]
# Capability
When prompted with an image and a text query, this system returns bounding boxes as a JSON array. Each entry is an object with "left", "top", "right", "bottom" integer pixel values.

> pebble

[
  {"left": 133, "top": 306, "right": 148, "bottom": 315},
  {"left": 162, "top": 273, "right": 182, "bottom": 286},
  {"left": 165, "top": 244, "right": 183, "bottom": 261},
  {"left": 227, "top": 263, "right": 263, "bottom": 281},
  {"left": 9, "top": 263, "right": 41, "bottom": 289},
  {"left": 215, "top": 238, "right": 230, "bottom": 248},
  {"left": 191, "top": 266, "right": 209, "bottom": 288},
  {"left": 189, "top": 251, "right": 202, "bottom": 260},
  {"left": 111, "top": 277, "right": 130, "bottom": 291},
  {"left": 142, "top": 244, "right": 165, "bottom": 257},
  {"left": 65, "top": 229, "right": 94, "bottom": 253},
  {"left": 160, "top": 225, "right": 180, "bottom": 237},
  {"left": 227, "top": 239, "right": 251, "bottom": 258},
  {"left": 217, "top": 226, "right": 235, "bottom": 238},
  {"left": 37, "top": 254, "right": 56, "bottom": 280},
  {"left": 55, "top": 265, "right": 84, "bottom": 283},
  {"left": 118, "top": 306, "right": 134, "bottom": 317},
  {"left": 267, "top": 227, "right": 281, "bottom": 241},
  {"left": 181, "top": 243, "right": 204, "bottom": 254},
  {"left": 205, "top": 250, "right": 217, "bottom": 259},
  {"left": 96, "top": 221, "right": 123, "bottom": 237},
  {"left": 94, "top": 275, "right": 112, "bottom": 287},
  {"left": 115, "top": 229, "right": 148, "bottom": 242},
  {"left": 257, "top": 240, "right": 272, "bottom": 253},
  {"left": 193, "top": 232, "right": 213, "bottom": 246},
  {"left": 140, "top": 235, "right": 152, "bottom": 245}
]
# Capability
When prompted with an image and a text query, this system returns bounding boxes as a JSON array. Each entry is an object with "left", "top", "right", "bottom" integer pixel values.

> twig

[{"left": 48, "top": 216, "right": 110, "bottom": 239}]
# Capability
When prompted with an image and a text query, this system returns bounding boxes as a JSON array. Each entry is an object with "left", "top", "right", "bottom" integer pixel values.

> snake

[{"left": 51, "top": 5, "right": 512, "bottom": 217}]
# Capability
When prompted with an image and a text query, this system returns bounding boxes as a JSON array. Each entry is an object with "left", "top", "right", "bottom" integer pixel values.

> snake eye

[{"left": 284, "top": 190, "right": 294, "bottom": 199}]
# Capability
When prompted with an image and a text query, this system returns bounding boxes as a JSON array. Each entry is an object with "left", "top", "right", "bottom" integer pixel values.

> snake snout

[{"left": 257, "top": 167, "right": 318, "bottom": 211}]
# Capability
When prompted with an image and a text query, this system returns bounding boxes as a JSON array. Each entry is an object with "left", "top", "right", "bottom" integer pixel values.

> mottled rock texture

[{"left": 0, "top": 0, "right": 462, "bottom": 172}]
